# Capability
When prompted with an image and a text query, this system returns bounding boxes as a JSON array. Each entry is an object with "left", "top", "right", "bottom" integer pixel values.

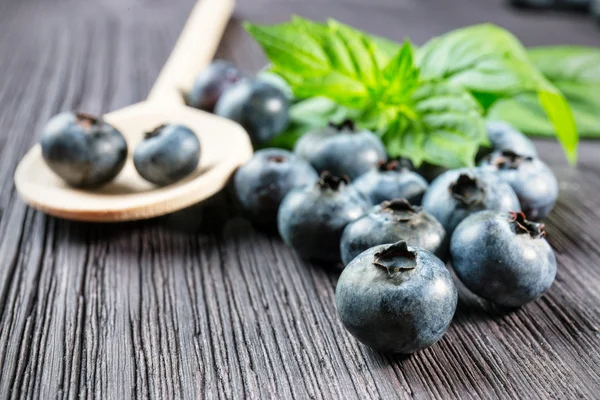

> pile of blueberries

[
  {"left": 234, "top": 119, "right": 558, "bottom": 354},
  {"left": 199, "top": 58, "right": 558, "bottom": 354},
  {"left": 42, "top": 60, "right": 560, "bottom": 355}
]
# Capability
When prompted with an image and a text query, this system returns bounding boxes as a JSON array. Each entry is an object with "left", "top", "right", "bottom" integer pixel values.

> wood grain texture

[{"left": 1, "top": 0, "right": 600, "bottom": 398}]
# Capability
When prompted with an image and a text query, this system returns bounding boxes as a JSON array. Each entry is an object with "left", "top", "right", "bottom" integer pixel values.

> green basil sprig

[{"left": 246, "top": 18, "right": 578, "bottom": 167}]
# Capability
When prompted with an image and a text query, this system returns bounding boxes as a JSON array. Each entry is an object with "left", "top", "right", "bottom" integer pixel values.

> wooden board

[{"left": 0, "top": 0, "right": 599, "bottom": 398}]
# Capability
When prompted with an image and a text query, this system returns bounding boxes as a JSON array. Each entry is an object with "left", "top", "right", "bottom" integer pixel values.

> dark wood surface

[{"left": 1, "top": 0, "right": 599, "bottom": 398}]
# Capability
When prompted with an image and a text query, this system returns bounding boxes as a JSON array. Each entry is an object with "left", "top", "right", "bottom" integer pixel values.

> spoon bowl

[
  {"left": 15, "top": 102, "right": 252, "bottom": 221},
  {"left": 14, "top": 0, "right": 252, "bottom": 222}
]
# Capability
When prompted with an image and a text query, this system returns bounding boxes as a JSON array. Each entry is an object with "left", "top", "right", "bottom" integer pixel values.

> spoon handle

[{"left": 147, "top": 0, "right": 235, "bottom": 106}]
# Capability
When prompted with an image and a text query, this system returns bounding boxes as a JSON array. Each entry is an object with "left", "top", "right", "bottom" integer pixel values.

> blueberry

[
  {"left": 233, "top": 148, "right": 318, "bottom": 230},
  {"left": 294, "top": 120, "right": 387, "bottom": 180},
  {"left": 215, "top": 80, "right": 289, "bottom": 145},
  {"left": 422, "top": 168, "right": 521, "bottom": 235},
  {"left": 352, "top": 160, "right": 428, "bottom": 205},
  {"left": 486, "top": 121, "right": 538, "bottom": 158},
  {"left": 278, "top": 172, "right": 370, "bottom": 263},
  {"left": 336, "top": 241, "right": 457, "bottom": 354},
  {"left": 186, "top": 60, "right": 245, "bottom": 112},
  {"left": 133, "top": 124, "right": 200, "bottom": 186},
  {"left": 40, "top": 112, "right": 127, "bottom": 188},
  {"left": 451, "top": 211, "right": 556, "bottom": 307},
  {"left": 340, "top": 199, "right": 446, "bottom": 265},
  {"left": 480, "top": 151, "right": 558, "bottom": 220}
]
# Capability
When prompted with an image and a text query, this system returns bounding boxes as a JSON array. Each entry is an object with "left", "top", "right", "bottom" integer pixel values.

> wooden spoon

[{"left": 14, "top": 0, "right": 253, "bottom": 222}]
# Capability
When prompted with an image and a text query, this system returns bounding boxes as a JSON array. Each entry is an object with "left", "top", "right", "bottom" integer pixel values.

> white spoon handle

[{"left": 147, "top": 0, "right": 235, "bottom": 106}]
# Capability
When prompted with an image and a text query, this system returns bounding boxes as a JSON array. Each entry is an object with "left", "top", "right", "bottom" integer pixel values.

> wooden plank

[{"left": 0, "top": 0, "right": 599, "bottom": 398}]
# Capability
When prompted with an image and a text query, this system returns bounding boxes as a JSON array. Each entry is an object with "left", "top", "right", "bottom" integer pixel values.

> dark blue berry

[
  {"left": 277, "top": 173, "right": 370, "bottom": 263},
  {"left": 294, "top": 120, "right": 387, "bottom": 180},
  {"left": 340, "top": 199, "right": 446, "bottom": 265},
  {"left": 336, "top": 241, "right": 457, "bottom": 354},
  {"left": 40, "top": 112, "right": 127, "bottom": 188},
  {"left": 233, "top": 148, "right": 318, "bottom": 230},
  {"left": 422, "top": 168, "right": 521, "bottom": 235},
  {"left": 352, "top": 160, "right": 428, "bottom": 206},
  {"left": 133, "top": 124, "right": 200, "bottom": 186},
  {"left": 186, "top": 60, "right": 245, "bottom": 112},
  {"left": 451, "top": 211, "right": 556, "bottom": 307},
  {"left": 480, "top": 150, "right": 558, "bottom": 220},
  {"left": 486, "top": 121, "right": 538, "bottom": 158},
  {"left": 215, "top": 80, "right": 289, "bottom": 145}
]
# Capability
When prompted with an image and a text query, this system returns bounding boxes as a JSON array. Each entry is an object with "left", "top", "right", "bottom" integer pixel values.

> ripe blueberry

[
  {"left": 340, "top": 198, "right": 446, "bottom": 265},
  {"left": 486, "top": 121, "right": 538, "bottom": 158},
  {"left": 233, "top": 148, "right": 318, "bottom": 231},
  {"left": 40, "top": 112, "right": 127, "bottom": 188},
  {"left": 294, "top": 120, "right": 387, "bottom": 179},
  {"left": 480, "top": 150, "right": 558, "bottom": 220},
  {"left": 133, "top": 124, "right": 200, "bottom": 186},
  {"left": 451, "top": 211, "right": 556, "bottom": 307},
  {"left": 336, "top": 241, "right": 457, "bottom": 354},
  {"left": 186, "top": 60, "right": 245, "bottom": 112},
  {"left": 215, "top": 80, "right": 289, "bottom": 145},
  {"left": 352, "top": 160, "right": 428, "bottom": 206},
  {"left": 422, "top": 168, "right": 521, "bottom": 235},
  {"left": 277, "top": 172, "right": 370, "bottom": 263}
]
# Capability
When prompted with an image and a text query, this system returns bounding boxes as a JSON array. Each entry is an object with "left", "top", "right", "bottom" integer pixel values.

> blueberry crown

[
  {"left": 509, "top": 212, "right": 546, "bottom": 239},
  {"left": 373, "top": 241, "right": 417, "bottom": 278},
  {"left": 380, "top": 198, "right": 421, "bottom": 222},
  {"left": 75, "top": 112, "right": 100, "bottom": 130},
  {"left": 377, "top": 159, "right": 412, "bottom": 172},
  {"left": 267, "top": 155, "right": 287, "bottom": 163},
  {"left": 328, "top": 119, "right": 356, "bottom": 132},
  {"left": 450, "top": 174, "right": 485, "bottom": 205},
  {"left": 490, "top": 150, "right": 533, "bottom": 170},
  {"left": 317, "top": 171, "right": 348, "bottom": 191},
  {"left": 144, "top": 124, "right": 167, "bottom": 139}
]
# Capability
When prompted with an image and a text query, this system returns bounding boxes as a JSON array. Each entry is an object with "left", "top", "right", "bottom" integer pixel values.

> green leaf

[
  {"left": 275, "top": 69, "right": 370, "bottom": 109},
  {"left": 381, "top": 41, "right": 420, "bottom": 104},
  {"left": 489, "top": 94, "right": 600, "bottom": 138},
  {"left": 289, "top": 96, "right": 360, "bottom": 126},
  {"left": 417, "top": 24, "right": 578, "bottom": 163},
  {"left": 244, "top": 22, "right": 330, "bottom": 75},
  {"left": 538, "top": 90, "right": 578, "bottom": 163},
  {"left": 382, "top": 82, "right": 486, "bottom": 169},
  {"left": 488, "top": 46, "right": 600, "bottom": 141},
  {"left": 245, "top": 19, "right": 406, "bottom": 108},
  {"left": 529, "top": 46, "right": 600, "bottom": 87},
  {"left": 418, "top": 24, "right": 544, "bottom": 95}
]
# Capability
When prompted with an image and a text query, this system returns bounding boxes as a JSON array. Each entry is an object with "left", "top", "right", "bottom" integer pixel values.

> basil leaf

[
  {"left": 418, "top": 24, "right": 578, "bottom": 163},
  {"left": 245, "top": 19, "right": 404, "bottom": 107},
  {"left": 289, "top": 96, "right": 360, "bottom": 126},
  {"left": 275, "top": 69, "right": 370, "bottom": 109},
  {"left": 529, "top": 46, "right": 600, "bottom": 88},
  {"left": 418, "top": 24, "right": 544, "bottom": 95},
  {"left": 381, "top": 41, "right": 420, "bottom": 104},
  {"left": 383, "top": 82, "right": 486, "bottom": 168},
  {"left": 488, "top": 46, "right": 600, "bottom": 140},
  {"left": 244, "top": 22, "right": 330, "bottom": 75}
]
